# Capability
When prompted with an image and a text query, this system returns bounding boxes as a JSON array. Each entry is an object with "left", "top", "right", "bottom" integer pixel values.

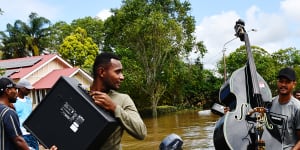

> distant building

[{"left": 0, "top": 54, "right": 93, "bottom": 106}]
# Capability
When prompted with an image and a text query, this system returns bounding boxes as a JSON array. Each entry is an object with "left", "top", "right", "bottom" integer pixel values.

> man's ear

[
  {"left": 293, "top": 81, "right": 297, "bottom": 88},
  {"left": 97, "top": 67, "right": 105, "bottom": 77}
]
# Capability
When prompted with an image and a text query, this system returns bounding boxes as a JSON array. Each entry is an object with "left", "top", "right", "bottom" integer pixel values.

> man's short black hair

[{"left": 92, "top": 52, "right": 121, "bottom": 78}]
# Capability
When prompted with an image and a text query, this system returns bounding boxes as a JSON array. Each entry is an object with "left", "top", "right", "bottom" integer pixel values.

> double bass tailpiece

[{"left": 247, "top": 107, "right": 274, "bottom": 150}]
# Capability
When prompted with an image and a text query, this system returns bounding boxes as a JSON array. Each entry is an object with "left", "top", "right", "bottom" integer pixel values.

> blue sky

[{"left": 1, "top": 0, "right": 300, "bottom": 69}]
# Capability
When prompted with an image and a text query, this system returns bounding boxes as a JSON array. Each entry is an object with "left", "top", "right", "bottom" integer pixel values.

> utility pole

[
  {"left": 222, "top": 29, "right": 257, "bottom": 82},
  {"left": 222, "top": 37, "right": 237, "bottom": 82}
]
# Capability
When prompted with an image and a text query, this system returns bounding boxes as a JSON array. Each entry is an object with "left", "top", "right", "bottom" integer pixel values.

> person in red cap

[{"left": 270, "top": 67, "right": 300, "bottom": 149}]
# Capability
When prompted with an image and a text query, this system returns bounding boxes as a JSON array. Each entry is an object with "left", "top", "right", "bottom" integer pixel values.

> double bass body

[{"left": 213, "top": 66, "right": 283, "bottom": 149}]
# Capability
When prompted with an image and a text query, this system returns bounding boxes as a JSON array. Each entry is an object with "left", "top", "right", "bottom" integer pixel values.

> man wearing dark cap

[
  {"left": 0, "top": 77, "right": 31, "bottom": 149},
  {"left": 0, "top": 77, "right": 58, "bottom": 150},
  {"left": 270, "top": 67, "right": 300, "bottom": 149}
]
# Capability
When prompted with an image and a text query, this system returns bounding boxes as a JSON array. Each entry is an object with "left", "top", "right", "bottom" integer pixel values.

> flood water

[{"left": 121, "top": 110, "right": 221, "bottom": 150}]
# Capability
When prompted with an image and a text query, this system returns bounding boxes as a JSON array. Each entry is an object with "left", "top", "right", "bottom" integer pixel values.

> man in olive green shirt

[{"left": 90, "top": 52, "right": 147, "bottom": 149}]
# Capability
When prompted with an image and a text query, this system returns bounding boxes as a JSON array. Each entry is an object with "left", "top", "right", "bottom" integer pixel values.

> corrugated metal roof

[
  {"left": 1, "top": 69, "right": 19, "bottom": 77},
  {"left": 0, "top": 54, "right": 72, "bottom": 79},
  {"left": 0, "top": 57, "right": 42, "bottom": 69},
  {"left": 33, "top": 68, "right": 79, "bottom": 89},
  {"left": 1, "top": 54, "right": 92, "bottom": 90}
]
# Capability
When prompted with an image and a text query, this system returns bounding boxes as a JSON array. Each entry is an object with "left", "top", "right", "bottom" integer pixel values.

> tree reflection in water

[{"left": 121, "top": 110, "right": 220, "bottom": 150}]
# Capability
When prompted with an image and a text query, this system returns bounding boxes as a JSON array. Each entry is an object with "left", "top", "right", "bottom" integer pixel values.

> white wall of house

[{"left": 27, "top": 59, "right": 68, "bottom": 83}]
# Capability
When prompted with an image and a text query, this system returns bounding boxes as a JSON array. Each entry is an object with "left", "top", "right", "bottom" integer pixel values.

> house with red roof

[{"left": 0, "top": 54, "right": 93, "bottom": 105}]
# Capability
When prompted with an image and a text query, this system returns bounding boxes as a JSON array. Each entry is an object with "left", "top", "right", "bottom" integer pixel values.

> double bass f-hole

[{"left": 235, "top": 103, "right": 248, "bottom": 120}]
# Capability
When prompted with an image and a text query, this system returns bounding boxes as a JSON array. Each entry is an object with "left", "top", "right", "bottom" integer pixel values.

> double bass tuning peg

[{"left": 234, "top": 19, "right": 246, "bottom": 41}]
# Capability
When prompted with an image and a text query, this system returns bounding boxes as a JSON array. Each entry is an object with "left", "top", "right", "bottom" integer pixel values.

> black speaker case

[{"left": 23, "top": 76, "right": 118, "bottom": 150}]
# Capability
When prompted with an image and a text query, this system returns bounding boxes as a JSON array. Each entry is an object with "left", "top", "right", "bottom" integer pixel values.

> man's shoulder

[
  {"left": 272, "top": 95, "right": 279, "bottom": 101},
  {"left": 290, "top": 97, "right": 300, "bottom": 107},
  {"left": 0, "top": 105, "right": 17, "bottom": 118},
  {"left": 0, "top": 104, "right": 6, "bottom": 110},
  {"left": 110, "top": 90, "right": 129, "bottom": 97},
  {"left": 0, "top": 104, "right": 9, "bottom": 115},
  {"left": 110, "top": 90, "right": 132, "bottom": 103}
]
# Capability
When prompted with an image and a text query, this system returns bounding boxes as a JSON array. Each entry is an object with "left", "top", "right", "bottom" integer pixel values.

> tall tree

[
  {"left": 22, "top": 12, "right": 52, "bottom": 56},
  {"left": 217, "top": 46, "right": 300, "bottom": 97},
  {"left": 217, "top": 46, "right": 274, "bottom": 78},
  {"left": 70, "top": 17, "right": 105, "bottom": 46},
  {"left": 0, "top": 12, "right": 51, "bottom": 57},
  {"left": 59, "top": 27, "right": 98, "bottom": 72},
  {"left": 0, "top": 21, "right": 27, "bottom": 58},
  {"left": 47, "top": 21, "right": 72, "bottom": 53},
  {"left": 104, "top": 0, "right": 202, "bottom": 116},
  {"left": 271, "top": 47, "right": 300, "bottom": 67},
  {"left": 271, "top": 47, "right": 300, "bottom": 91},
  {"left": 49, "top": 17, "right": 104, "bottom": 54},
  {"left": 115, "top": 48, "right": 146, "bottom": 108}
]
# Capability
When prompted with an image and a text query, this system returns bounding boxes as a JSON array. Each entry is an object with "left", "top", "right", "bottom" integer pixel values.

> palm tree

[
  {"left": 19, "top": 12, "right": 52, "bottom": 56},
  {"left": 0, "top": 12, "right": 51, "bottom": 58},
  {"left": 0, "top": 21, "right": 27, "bottom": 59}
]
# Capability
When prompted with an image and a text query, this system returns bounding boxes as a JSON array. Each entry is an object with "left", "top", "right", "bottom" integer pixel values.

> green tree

[
  {"left": 217, "top": 45, "right": 277, "bottom": 94},
  {"left": 0, "top": 21, "right": 27, "bottom": 58},
  {"left": 23, "top": 12, "right": 52, "bottom": 56},
  {"left": 271, "top": 47, "right": 300, "bottom": 91},
  {"left": 49, "top": 17, "right": 104, "bottom": 54},
  {"left": 0, "top": 12, "right": 51, "bottom": 57},
  {"left": 158, "top": 51, "right": 218, "bottom": 110},
  {"left": 271, "top": 47, "right": 300, "bottom": 67},
  {"left": 160, "top": 58, "right": 186, "bottom": 107},
  {"left": 115, "top": 48, "right": 146, "bottom": 108},
  {"left": 104, "top": 0, "right": 201, "bottom": 116},
  {"left": 59, "top": 27, "right": 98, "bottom": 72},
  {"left": 47, "top": 21, "right": 72, "bottom": 53},
  {"left": 189, "top": 69, "right": 222, "bottom": 108},
  {"left": 70, "top": 17, "right": 104, "bottom": 46},
  {"left": 166, "top": 62, "right": 221, "bottom": 108}
]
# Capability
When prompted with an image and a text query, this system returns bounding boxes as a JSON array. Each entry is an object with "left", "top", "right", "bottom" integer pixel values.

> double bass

[{"left": 213, "top": 19, "right": 284, "bottom": 150}]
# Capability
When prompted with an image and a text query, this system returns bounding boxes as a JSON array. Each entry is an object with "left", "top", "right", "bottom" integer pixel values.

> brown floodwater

[{"left": 121, "top": 110, "right": 220, "bottom": 150}]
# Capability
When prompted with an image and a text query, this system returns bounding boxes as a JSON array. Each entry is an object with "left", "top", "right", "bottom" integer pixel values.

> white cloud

[
  {"left": 280, "top": 0, "right": 300, "bottom": 40},
  {"left": 196, "top": 4, "right": 298, "bottom": 70},
  {"left": 96, "top": 9, "right": 113, "bottom": 21},
  {"left": 280, "top": 0, "right": 300, "bottom": 21},
  {"left": 245, "top": 7, "right": 289, "bottom": 52},
  {"left": 195, "top": 11, "right": 240, "bottom": 70}
]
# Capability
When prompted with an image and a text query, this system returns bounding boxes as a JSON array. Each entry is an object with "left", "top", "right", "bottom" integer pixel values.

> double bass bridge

[{"left": 247, "top": 107, "right": 274, "bottom": 130}]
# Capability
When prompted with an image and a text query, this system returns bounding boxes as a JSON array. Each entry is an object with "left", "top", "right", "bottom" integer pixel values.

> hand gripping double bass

[{"left": 213, "top": 19, "right": 283, "bottom": 150}]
